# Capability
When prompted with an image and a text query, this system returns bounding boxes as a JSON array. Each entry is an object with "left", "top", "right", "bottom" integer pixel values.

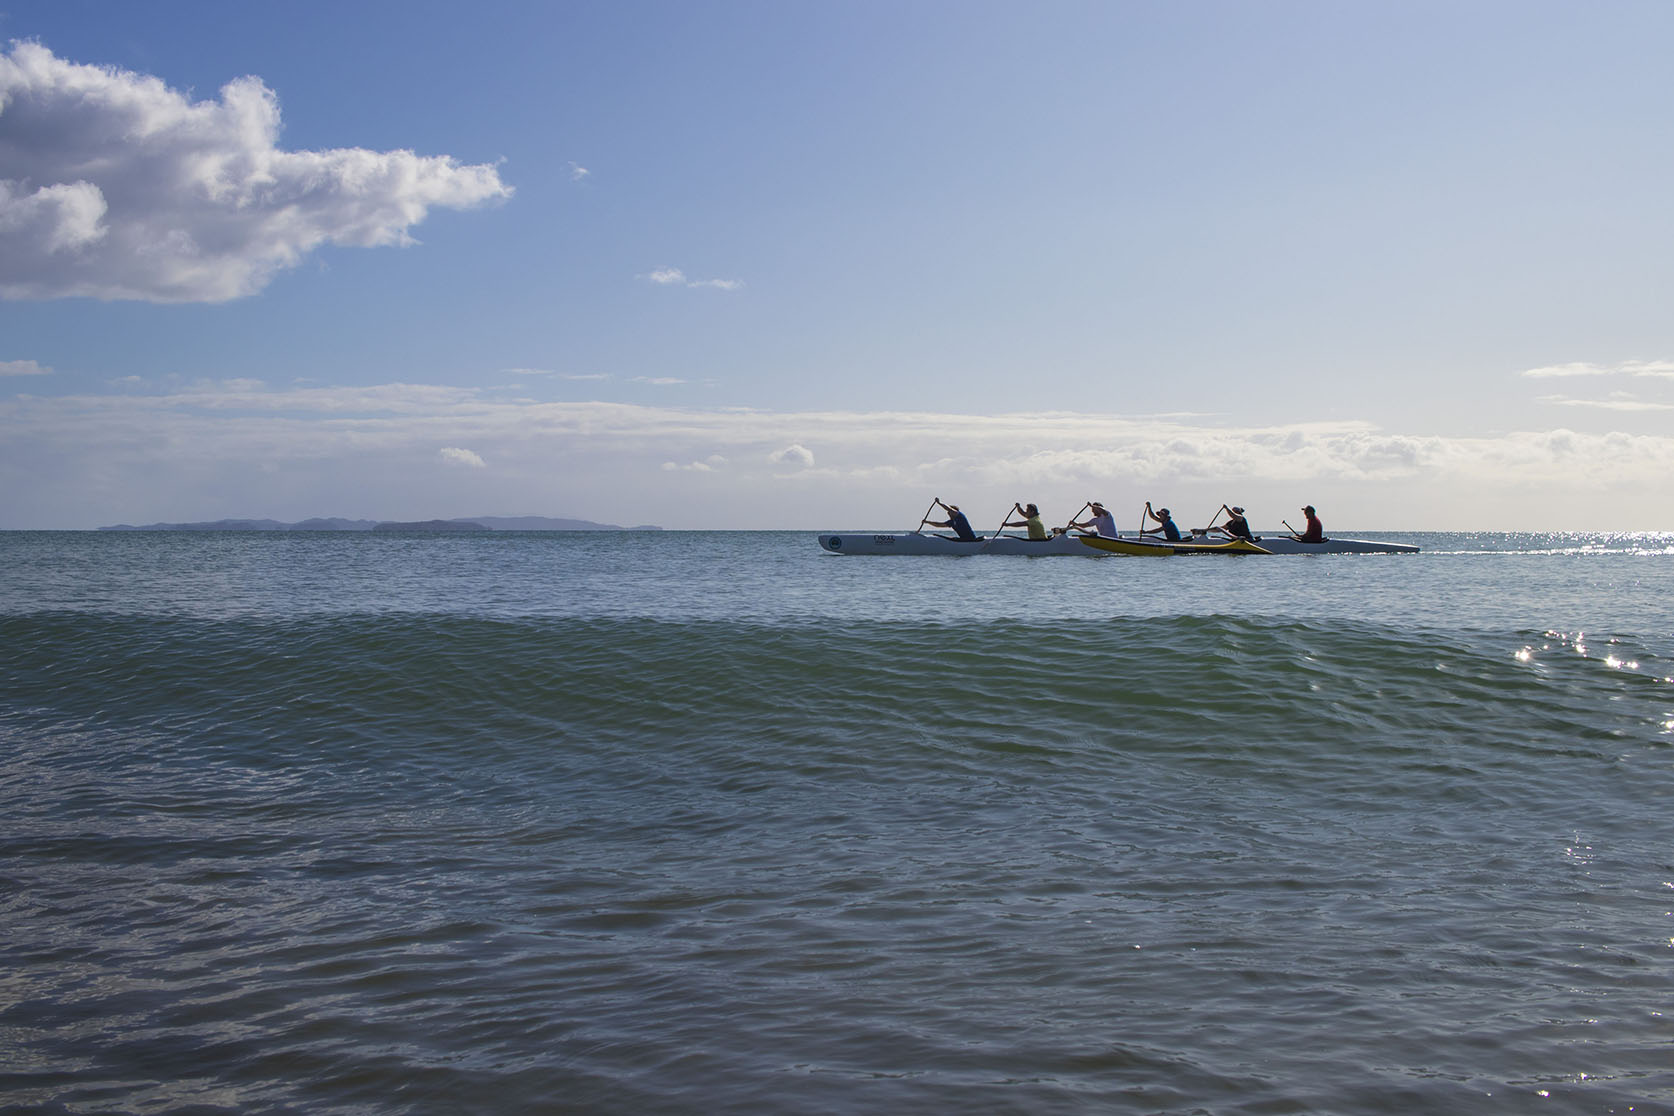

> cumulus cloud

[
  {"left": 770, "top": 443, "right": 815, "bottom": 468},
  {"left": 438, "top": 447, "right": 486, "bottom": 468},
  {"left": 0, "top": 41, "right": 511, "bottom": 302},
  {"left": 1, "top": 358, "right": 50, "bottom": 376}
]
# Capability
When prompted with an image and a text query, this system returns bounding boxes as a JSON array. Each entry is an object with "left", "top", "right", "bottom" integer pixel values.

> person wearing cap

[
  {"left": 1003, "top": 502, "right": 1050, "bottom": 540},
  {"left": 1069, "top": 501, "right": 1118, "bottom": 538},
  {"left": 1142, "top": 504, "right": 1183, "bottom": 541},
  {"left": 1216, "top": 505, "right": 1254, "bottom": 541},
  {"left": 1294, "top": 504, "right": 1324, "bottom": 544},
  {"left": 927, "top": 499, "right": 979, "bottom": 541}
]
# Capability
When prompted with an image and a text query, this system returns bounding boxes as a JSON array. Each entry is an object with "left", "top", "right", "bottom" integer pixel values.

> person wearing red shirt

[{"left": 1295, "top": 505, "right": 1324, "bottom": 544}]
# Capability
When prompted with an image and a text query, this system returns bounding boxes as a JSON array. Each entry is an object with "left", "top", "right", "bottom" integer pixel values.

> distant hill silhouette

[
  {"left": 371, "top": 519, "right": 492, "bottom": 532},
  {"left": 98, "top": 515, "right": 663, "bottom": 532}
]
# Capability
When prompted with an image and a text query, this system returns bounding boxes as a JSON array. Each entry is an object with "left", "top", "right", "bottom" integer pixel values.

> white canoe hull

[{"left": 817, "top": 532, "right": 1100, "bottom": 556}]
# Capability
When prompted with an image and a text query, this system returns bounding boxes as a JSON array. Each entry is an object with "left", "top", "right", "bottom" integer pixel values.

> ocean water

[{"left": 2, "top": 530, "right": 1671, "bottom": 1115}]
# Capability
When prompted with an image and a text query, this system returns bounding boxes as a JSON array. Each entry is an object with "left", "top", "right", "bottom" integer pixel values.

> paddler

[
  {"left": 1208, "top": 505, "right": 1254, "bottom": 541},
  {"left": 1141, "top": 503, "right": 1183, "bottom": 541},
  {"left": 926, "top": 499, "right": 979, "bottom": 541},
  {"left": 1293, "top": 504, "right": 1325, "bottom": 543},
  {"left": 1003, "top": 502, "right": 1050, "bottom": 540},
  {"left": 1069, "top": 501, "right": 1118, "bottom": 538}
]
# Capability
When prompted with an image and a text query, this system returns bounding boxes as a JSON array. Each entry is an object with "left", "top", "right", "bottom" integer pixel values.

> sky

[{"left": 2, "top": 0, "right": 1672, "bottom": 531}]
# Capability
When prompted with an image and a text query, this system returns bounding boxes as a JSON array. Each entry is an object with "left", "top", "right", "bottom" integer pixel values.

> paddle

[
  {"left": 1061, "top": 501, "right": 1091, "bottom": 535},
  {"left": 992, "top": 502, "right": 1023, "bottom": 540},
  {"left": 1285, "top": 517, "right": 1328, "bottom": 543},
  {"left": 1139, "top": 500, "right": 1160, "bottom": 537},
  {"left": 1193, "top": 504, "right": 1233, "bottom": 538},
  {"left": 916, "top": 497, "right": 940, "bottom": 535}
]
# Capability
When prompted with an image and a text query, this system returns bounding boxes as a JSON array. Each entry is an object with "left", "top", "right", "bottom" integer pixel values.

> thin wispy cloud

[
  {"left": 1537, "top": 394, "right": 1674, "bottom": 412},
  {"left": 662, "top": 454, "right": 727, "bottom": 473},
  {"left": 1522, "top": 360, "right": 1674, "bottom": 379},
  {"left": 1, "top": 359, "right": 51, "bottom": 376},
  {"left": 640, "top": 266, "right": 743, "bottom": 290},
  {"left": 0, "top": 41, "right": 510, "bottom": 303},
  {"left": 632, "top": 376, "right": 686, "bottom": 385},
  {"left": 567, "top": 162, "right": 590, "bottom": 182}
]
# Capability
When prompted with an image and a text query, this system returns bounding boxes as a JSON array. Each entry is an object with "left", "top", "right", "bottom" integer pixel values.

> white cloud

[
  {"left": 511, "top": 368, "right": 612, "bottom": 381},
  {"left": 641, "top": 266, "right": 742, "bottom": 290},
  {"left": 0, "top": 41, "right": 511, "bottom": 302},
  {"left": 1522, "top": 360, "right": 1674, "bottom": 379},
  {"left": 632, "top": 376, "right": 686, "bottom": 386},
  {"left": 1, "top": 359, "right": 51, "bottom": 376},
  {"left": 662, "top": 454, "right": 727, "bottom": 472},
  {"left": 1537, "top": 394, "right": 1674, "bottom": 412},
  {"left": 567, "top": 162, "right": 590, "bottom": 182},
  {"left": 770, "top": 443, "right": 815, "bottom": 468},
  {"left": 6, "top": 383, "right": 1674, "bottom": 528},
  {"left": 439, "top": 446, "right": 486, "bottom": 468}
]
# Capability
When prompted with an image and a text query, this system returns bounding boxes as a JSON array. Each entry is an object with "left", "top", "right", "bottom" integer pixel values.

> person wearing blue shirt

[
  {"left": 1143, "top": 504, "right": 1183, "bottom": 541},
  {"left": 927, "top": 499, "right": 979, "bottom": 541}
]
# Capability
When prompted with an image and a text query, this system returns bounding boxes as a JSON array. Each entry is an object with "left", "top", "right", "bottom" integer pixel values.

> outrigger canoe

[
  {"left": 818, "top": 531, "right": 1419, "bottom": 557},
  {"left": 817, "top": 532, "right": 1098, "bottom": 556},
  {"left": 1078, "top": 534, "right": 1419, "bottom": 556}
]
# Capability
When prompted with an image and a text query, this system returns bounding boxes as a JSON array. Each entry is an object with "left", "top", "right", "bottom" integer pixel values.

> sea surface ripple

[{"left": 1, "top": 531, "right": 1672, "bottom": 1114}]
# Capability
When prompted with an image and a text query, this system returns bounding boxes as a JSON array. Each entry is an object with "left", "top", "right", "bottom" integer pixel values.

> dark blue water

[{"left": 2, "top": 532, "right": 1671, "bottom": 1113}]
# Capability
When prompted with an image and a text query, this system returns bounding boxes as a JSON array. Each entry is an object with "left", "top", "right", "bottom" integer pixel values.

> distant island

[{"left": 97, "top": 516, "right": 663, "bottom": 532}]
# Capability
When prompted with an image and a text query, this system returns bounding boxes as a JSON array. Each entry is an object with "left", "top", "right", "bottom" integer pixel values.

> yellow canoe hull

[{"left": 1078, "top": 535, "right": 1271, "bottom": 556}]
